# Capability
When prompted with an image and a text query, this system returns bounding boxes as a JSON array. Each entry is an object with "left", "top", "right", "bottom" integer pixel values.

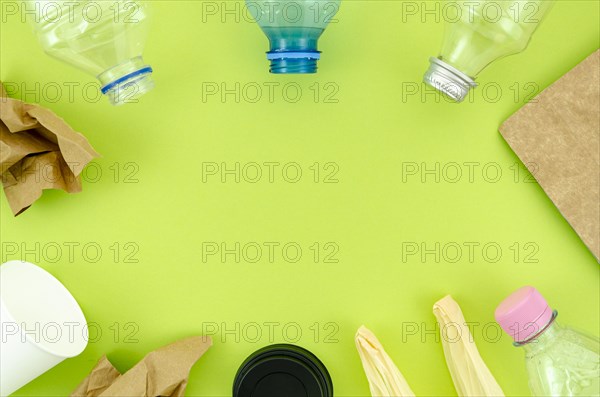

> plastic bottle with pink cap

[{"left": 495, "top": 286, "right": 599, "bottom": 396}]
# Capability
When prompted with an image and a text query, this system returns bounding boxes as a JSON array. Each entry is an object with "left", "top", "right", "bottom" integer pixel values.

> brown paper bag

[
  {"left": 71, "top": 356, "right": 121, "bottom": 397},
  {"left": 499, "top": 50, "right": 600, "bottom": 261},
  {"left": 71, "top": 336, "right": 212, "bottom": 397},
  {"left": 0, "top": 81, "right": 100, "bottom": 215}
]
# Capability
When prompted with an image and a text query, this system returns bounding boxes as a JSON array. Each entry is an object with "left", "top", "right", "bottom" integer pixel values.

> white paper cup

[{"left": 0, "top": 261, "right": 88, "bottom": 396}]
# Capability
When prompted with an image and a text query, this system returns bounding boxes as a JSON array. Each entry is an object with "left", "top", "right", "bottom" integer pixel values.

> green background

[{"left": 1, "top": 0, "right": 599, "bottom": 395}]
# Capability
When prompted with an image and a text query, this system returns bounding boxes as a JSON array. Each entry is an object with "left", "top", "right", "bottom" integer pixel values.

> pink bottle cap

[{"left": 495, "top": 286, "right": 554, "bottom": 343}]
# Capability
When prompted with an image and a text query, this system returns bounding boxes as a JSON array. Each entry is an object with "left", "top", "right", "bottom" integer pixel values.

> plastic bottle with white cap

[{"left": 495, "top": 286, "right": 599, "bottom": 396}]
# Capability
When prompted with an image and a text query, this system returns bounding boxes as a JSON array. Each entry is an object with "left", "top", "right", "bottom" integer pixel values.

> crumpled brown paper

[
  {"left": 433, "top": 296, "right": 504, "bottom": 397},
  {"left": 71, "top": 356, "right": 121, "bottom": 397},
  {"left": 71, "top": 336, "right": 212, "bottom": 397},
  {"left": 0, "top": 81, "right": 99, "bottom": 216}
]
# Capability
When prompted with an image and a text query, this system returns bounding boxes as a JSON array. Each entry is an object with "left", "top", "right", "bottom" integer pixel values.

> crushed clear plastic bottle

[
  {"left": 522, "top": 314, "right": 600, "bottom": 396},
  {"left": 496, "top": 286, "right": 600, "bottom": 396},
  {"left": 27, "top": 0, "right": 154, "bottom": 105}
]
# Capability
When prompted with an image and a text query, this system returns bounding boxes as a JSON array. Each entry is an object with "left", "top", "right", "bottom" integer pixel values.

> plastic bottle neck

[
  {"left": 97, "top": 56, "right": 154, "bottom": 106},
  {"left": 263, "top": 27, "right": 323, "bottom": 74},
  {"left": 423, "top": 57, "right": 477, "bottom": 102},
  {"left": 516, "top": 312, "right": 561, "bottom": 355}
]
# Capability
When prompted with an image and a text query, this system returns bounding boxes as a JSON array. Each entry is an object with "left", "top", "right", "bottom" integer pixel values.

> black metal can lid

[{"left": 233, "top": 344, "right": 333, "bottom": 397}]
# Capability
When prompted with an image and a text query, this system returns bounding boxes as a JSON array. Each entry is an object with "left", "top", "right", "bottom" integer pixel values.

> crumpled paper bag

[
  {"left": 71, "top": 335, "right": 212, "bottom": 397},
  {"left": 71, "top": 356, "right": 121, "bottom": 397},
  {"left": 355, "top": 325, "right": 415, "bottom": 397},
  {"left": 433, "top": 296, "right": 504, "bottom": 397},
  {"left": 0, "top": 81, "right": 99, "bottom": 216}
]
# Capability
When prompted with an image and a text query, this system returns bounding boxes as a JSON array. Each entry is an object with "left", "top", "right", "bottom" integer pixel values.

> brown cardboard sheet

[{"left": 500, "top": 50, "right": 600, "bottom": 261}]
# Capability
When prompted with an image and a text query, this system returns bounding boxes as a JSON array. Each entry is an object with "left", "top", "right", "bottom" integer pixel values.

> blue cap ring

[
  {"left": 100, "top": 66, "right": 153, "bottom": 95},
  {"left": 266, "top": 51, "right": 321, "bottom": 60}
]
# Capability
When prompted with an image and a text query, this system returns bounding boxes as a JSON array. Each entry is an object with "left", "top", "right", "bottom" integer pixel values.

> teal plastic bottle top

[{"left": 246, "top": 0, "right": 341, "bottom": 73}]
